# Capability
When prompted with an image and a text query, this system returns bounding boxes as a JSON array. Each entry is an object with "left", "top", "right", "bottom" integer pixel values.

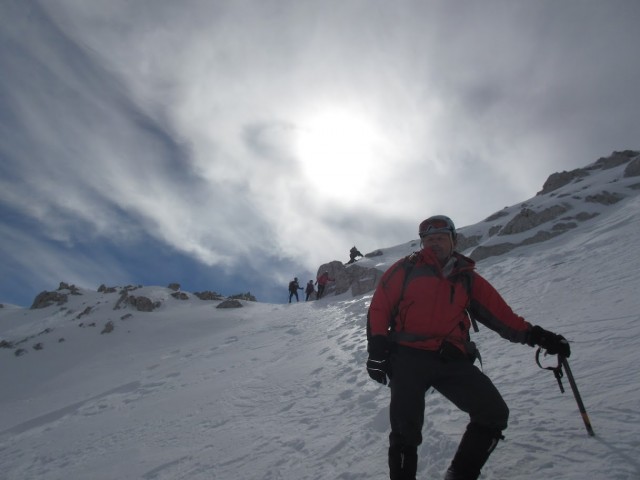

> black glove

[
  {"left": 367, "top": 335, "right": 391, "bottom": 385},
  {"left": 528, "top": 325, "right": 571, "bottom": 358}
]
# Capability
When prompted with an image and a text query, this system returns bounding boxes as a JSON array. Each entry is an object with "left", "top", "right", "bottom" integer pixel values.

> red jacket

[
  {"left": 368, "top": 249, "right": 532, "bottom": 354},
  {"left": 316, "top": 273, "right": 334, "bottom": 286}
]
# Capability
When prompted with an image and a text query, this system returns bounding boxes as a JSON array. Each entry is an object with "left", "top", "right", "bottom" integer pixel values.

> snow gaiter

[
  {"left": 389, "top": 444, "right": 418, "bottom": 480},
  {"left": 443, "top": 423, "right": 503, "bottom": 480}
]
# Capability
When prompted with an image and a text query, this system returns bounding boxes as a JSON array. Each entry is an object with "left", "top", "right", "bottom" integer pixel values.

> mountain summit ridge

[{"left": 315, "top": 150, "right": 640, "bottom": 296}]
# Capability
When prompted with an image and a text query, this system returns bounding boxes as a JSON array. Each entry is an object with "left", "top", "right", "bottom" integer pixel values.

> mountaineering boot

[
  {"left": 389, "top": 444, "right": 418, "bottom": 480},
  {"left": 443, "top": 423, "right": 503, "bottom": 480}
]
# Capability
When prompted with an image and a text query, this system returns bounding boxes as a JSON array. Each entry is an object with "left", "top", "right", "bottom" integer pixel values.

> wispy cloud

[{"left": 2, "top": 0, "right": 640, "bottom": 305}]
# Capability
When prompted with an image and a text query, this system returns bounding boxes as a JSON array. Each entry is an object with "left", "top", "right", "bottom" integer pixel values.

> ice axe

[{"left": 536, "top": 348, "right": 595, "bottom": 437}]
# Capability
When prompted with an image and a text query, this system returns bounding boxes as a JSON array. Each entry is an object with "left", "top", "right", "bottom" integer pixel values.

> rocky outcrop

[
  {"left": 114, "top": 292, "right": 129, "bottom": 310},
  {"left": 229, "top": 292, "right": 257, "bottom": 302},
  {"left": 315, "top": 260, "right": 384, "bottom": 298},
  {"left": 594, "top": 150, "right": 638, "bottom": 170},
  {"left": 469, "top": 228, "right": 574, "bottom": 262},
  {"left": 499, "top": 205, "right": 569, "bottom": 236},
  {"left": 119, "top": 285, "right": 142, "bottom": 294},
  {"left": 585, "top": 191, "right": 625, "bottom": 205},
  {"left": 58, "top": 282, "right": 82, "bottom": 295},
  {"left": 349, "top": 265, "right": 384, "bottom": 296},
  {"left": 30, "top": 282, "right": 84, "bottom": 309},
  {"left": 101, "top": 321, "right": 114, "bottom": 334},
  {"left": 537, "top": 169, "right": 589, "bottom": 195},
  {"left": 624, "top": 156, "right": 640, "bottom": 177},
  {"left": 128, "top": 296, "right": 160, "bottom": 312},
  {"left": 194, "top": 291, "right": 225, "bottom": 301},
  {"left": 316, "top": 261, "right": 350, "bottom": 297},
  {"left": 216, "top": 299, "right": 243, "bottom": 309},
  {"left": 114, "top": 291, "right": 161, "bottom": 312},
  {"left": 98, "top": 284, "right": 118, "bottom": 293},
  {"left": 2, "top": 328, "right": 54, "bottom": 356},
  {"left": 31, "top": 291, "right": 69, "bottom": 309},
  {"left": 468, "top": 209, "right": 591, "bottom": 262},
  {"left": 76, "top": 306, "right": 93, "bottom": 319},
  {"left": 538, "top": 150, "right": 639, "bottom": 196},
  {"left": 456, "top": 233, "right": 482, "bottom": 251},
  {"left": 462, "top": 151, "right": 640, "bottom": 263},
  {"left": 484, "top": 210, "right": 510, "bottom": 222}
]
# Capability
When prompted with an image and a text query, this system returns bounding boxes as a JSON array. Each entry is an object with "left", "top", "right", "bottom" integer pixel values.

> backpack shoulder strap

[
  {"left": 367, "top": 253, "right": 419, "bottom": 341},
  {"left": 390, "top": 253, "right": 419, "bottom": 331},
  {"left": 458, "top": 271, "right": 479, "bottom": 333}
]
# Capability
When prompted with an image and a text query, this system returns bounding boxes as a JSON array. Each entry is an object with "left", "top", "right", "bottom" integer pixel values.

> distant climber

[
  {"left": 315, "top": 271, "right": 335, "bottom": 299},
  {"left": 347, "top": 246, "right": 364, "bottom": 264},
  {"left": 288, "top": 277, "right": 303, "bottom": 303},
  {"left": 305, "top": 280, "right": 315, "bottom": 301}
]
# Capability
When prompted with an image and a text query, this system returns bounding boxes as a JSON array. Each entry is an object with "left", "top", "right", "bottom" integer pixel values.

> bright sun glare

[{"left": 295, "top": 108, "right": 377, "bottom": 199}]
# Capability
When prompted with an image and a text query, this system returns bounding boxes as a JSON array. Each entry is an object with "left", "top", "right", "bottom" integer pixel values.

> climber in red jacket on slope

[{"left": 366, "top": 215, "right": 571, "bottom": 480}]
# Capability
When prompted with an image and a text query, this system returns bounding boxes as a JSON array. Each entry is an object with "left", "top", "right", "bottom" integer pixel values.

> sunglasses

[{"left": 419, "top": 218, "right": 454, "bottom": 237}]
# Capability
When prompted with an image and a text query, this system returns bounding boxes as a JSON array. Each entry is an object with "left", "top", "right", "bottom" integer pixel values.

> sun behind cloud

[{"left": 294, "top": 107, "right": 378, "bottom": 200}]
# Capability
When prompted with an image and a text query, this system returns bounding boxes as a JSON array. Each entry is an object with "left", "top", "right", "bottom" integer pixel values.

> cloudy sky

[{"left": 2, "top": 0, "right": 639, "bottom": 306}]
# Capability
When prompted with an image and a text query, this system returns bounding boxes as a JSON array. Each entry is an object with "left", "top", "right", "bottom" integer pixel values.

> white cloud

[{"left": 2, "top": 0, "right": 640, "bottom": 303}]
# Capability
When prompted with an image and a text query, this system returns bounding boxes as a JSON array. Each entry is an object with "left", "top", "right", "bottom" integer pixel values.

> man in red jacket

[
  {"left": 315, "top": 271, "right": 334, "bottom": 299},
  {"left": 366, "top": 215, "right": 570, "bottom": 480}
]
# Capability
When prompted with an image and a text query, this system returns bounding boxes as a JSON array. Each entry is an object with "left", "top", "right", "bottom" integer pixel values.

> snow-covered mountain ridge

[
  {"left": 316, "top": 150, "right": 640, "bottom": 298},
  {"left": 457, "top": 149, "right": 640, "bottom": 260}
]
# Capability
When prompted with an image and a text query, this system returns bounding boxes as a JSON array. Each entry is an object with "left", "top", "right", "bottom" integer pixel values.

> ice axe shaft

[
  {"left": 536, "top": 349, "right": 595, "bottom": 437},
  {"left": 560, "top": 355, "right": 595, "bottom": 437}
]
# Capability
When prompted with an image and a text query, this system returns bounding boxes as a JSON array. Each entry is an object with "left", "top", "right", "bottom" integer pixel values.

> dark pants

[
  {"left": 289, "top": 290, "right": 299, "bottom": 303},
  {"left": 389, "top": 346, "right": 509, "bottom": 448},
  {"left": 317, "top": 284, "right": 325, "bottom": 299}
]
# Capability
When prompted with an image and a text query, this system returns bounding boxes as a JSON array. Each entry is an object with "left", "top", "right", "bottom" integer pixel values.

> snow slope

[{"left": 1, "top": 158, "right": 640, "bottom": 479}]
